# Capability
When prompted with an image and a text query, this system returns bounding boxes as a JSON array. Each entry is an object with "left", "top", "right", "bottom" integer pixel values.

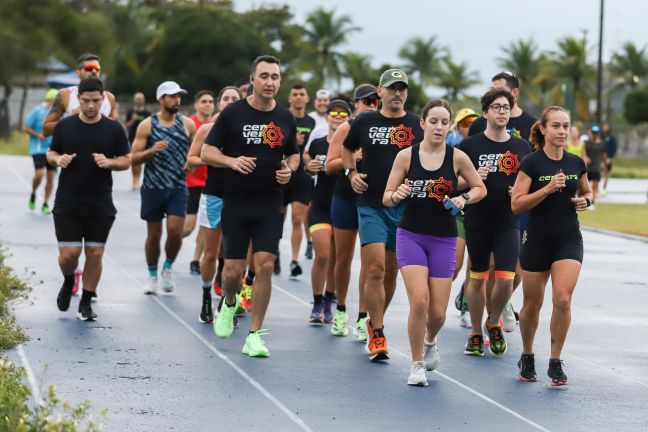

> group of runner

[{"left": 34, "top": 53, "right": 594, "bottom": 388}]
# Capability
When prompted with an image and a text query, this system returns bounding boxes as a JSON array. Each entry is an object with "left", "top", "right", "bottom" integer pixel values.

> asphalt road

[{"left": 1, "top": 155, "right": 647, "bottom": 432}]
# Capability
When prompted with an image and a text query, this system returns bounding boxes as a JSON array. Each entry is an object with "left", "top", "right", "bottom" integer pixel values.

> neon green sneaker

[
  {"left": 331, "top": 310, "right": 349, "bottom": 337},
  {"left": 28, "top": 197, "right": 36, "bottom": 211},
  {"left": 354, "top": 317, "right": 368, "bottom": 342},
  {"left": 41, "top": 203, "right": 51, "bottom": 214},
  {"left": 235, "top": 292, "right": 247, "bottom": 314},
  {"left": 242, "top": 330, "right": 270, "bottom": 357},
  {"left": 213, "top": 296, "right": 239, "bottom": 338}
]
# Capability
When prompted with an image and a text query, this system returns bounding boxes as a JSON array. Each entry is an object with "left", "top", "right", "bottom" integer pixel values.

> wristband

[{"left": 584, "top": 197, "right": 591, "bottom": 207}]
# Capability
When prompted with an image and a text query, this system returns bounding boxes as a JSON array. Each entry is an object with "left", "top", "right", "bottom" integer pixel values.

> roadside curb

[{"left": 581, "top": 226, "right": 648, "bottom": 243}]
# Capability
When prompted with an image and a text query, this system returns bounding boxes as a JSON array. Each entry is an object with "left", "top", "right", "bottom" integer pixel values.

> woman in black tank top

[{"left": 382, "top": 99, "right": 486, "bottom": 386}]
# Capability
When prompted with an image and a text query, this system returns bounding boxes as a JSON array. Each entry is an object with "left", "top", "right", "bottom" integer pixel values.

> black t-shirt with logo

[
  {"left": 457, "top": 132, "right": 532, "bottom": 230},
  {"left": 307, "top": 137, "right": 337, "bottom": 209},
  {"left": 400, "top": 144, "right": 458, "bottom": 237},
  {"left": 343, "top": 111, "right": 424, "bottom": 207},
  {"left": 126, "top": 108, "right": 152, "bottom": 143},
  {"left": 204, "top": 98, "right": 298, "bottom": 197},
  {"left": 468, "top": 110, "right": 537, "bottom": 142},
  {"left": 519, "top": 150, "right": 586, "bottom": 236},
  {"left": 50, "top": 115, "right": 130, "bottom": 206}
]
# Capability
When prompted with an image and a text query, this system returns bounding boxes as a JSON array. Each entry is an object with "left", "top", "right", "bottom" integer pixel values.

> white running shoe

[
  {"left": 423, "top": 340, "right": 440, "bottom": 371},
  {"left": 460, "top": 311, "right": 472, "bottom": 328},
  {"left": 407, "top": 361, "right": 428, "bottom": 386},
  {"left": 161, "top": 268, "right": 175, "bottom": 292},
  {"left": 502, "top": 302, "right": 517, "bottom": 333},
  {"left": 143, "top": 277, "right": 158, "bottom": 295}
]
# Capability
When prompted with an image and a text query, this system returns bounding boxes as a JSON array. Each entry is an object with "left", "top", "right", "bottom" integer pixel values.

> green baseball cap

[{"left": 379, "top": 68, "right": 409, "bottom": 88}]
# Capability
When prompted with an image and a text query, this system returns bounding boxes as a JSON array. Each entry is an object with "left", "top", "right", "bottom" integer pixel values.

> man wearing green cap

[
  {"left": 24, "top": 88, "right": 58, "bottom": 213},
  {"left": 342, "top": 68, "right": 424, "bottom": 362}
]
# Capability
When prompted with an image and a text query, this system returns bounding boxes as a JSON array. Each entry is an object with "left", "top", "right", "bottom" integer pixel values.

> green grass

[
  {"left": 0, "top": 132, "right": 29, "bottom": 156},
  {"left": 0, "top": 247, "right": 104, "bottom": 431},
  {"left": 610, "top": 157, "right": 648, "bottom": 179},
  {"left": 579, "top": 203, "right": 648, "bottom": 236}
]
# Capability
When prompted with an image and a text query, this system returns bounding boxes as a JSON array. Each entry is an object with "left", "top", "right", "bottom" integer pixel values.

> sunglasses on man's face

[
  {"left": 81, "top": 64, "right": 101, "bottom": 73},
  {"left": 360, "top": 97, "right": 379, "bottom": 107},
  {"left": 328, "top": 111, "right": 349, "bottom": 119}
]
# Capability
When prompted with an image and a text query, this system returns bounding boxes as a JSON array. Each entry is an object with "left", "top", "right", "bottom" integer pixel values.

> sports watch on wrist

[
  {"left": 461, "top": 192, "right": 471, "bottom": 203},
  {"left": 344, "top": 168, "right": 356, "bottom": 177}
]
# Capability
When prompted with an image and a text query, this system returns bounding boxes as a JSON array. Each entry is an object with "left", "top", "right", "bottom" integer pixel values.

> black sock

[
  {"left": 324, "top": 291, "right": 335, "bottom": 300},
  {"left": 336, "top": 304, "right": 346, "bottom": 312},
  {"left": 357, "top": 311, "right": 368, "bottom": 320},
  {"left": 217, "top": 258, "right": 225, "bottom": 273},
  {"left": 63, "top": 274, "right": 75, "bottom": 290},
  {"left": 291, "top": 260, "right": 298, "bottom": 265},
  {"left": 80, "top": 289, "right": 94, "bottom": 305},
  {"left": 202, "top": 286, "right": 211, "bottom": 297},
  {"left": 30, "top": 192, "right": 36, "bottom": 202},
  {"left": 373, "top": 326, "right": 384, "bottom": 337},
  {"left": 245, "top": 270, "right": 255, "bottom": 285},
  {"left": 314, "top": 294, "right": 323, "bottom": 304}
]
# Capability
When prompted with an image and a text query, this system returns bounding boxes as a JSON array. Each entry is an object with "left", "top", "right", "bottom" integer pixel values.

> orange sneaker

[
  {"left": 240, "top": 278, "right": 253, "bottom": 312},
  {"left": 365, "top": 320, "right": 389, "bottom": 361},
  {"left": 213, "top": 279, "right": 222, "bottom": 297}
]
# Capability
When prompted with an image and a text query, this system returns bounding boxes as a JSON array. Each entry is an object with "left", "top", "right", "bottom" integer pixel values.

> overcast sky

[{"left": 234, "top": 0, "right": 645, "bottom": 94}]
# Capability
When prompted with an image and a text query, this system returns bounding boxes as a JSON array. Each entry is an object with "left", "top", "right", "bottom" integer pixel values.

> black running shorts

[
  {"left": 187, "top": 186, "right": 203, "bottom": 215},
  {"left": 465, "top": 227, "right": 519, "bottom": 273},
  {"left": 221, "top": 194, "right": 283, "bottom": 259},
  {"left": 53, "top": 204, "right": 116, "bottom": 247},
  {"left": 282, "top": 174, "right": 313, "bottom": 206},
  {"left": 32, "top": 154, "right": 56, "bottom": 171},
  {"left": 520, "top": 230, "right": 584, "bottom": 272}
]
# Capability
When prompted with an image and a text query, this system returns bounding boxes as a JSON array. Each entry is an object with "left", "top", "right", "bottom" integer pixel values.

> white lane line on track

[
  {"left": 103, "top": 253, "right": 314, "bottom": 432},
  {"left": 16, "top": 344, "right": 42, "bottom": 406},
  {"left": 272, "top": 284, "right": 551, "bottom": 432}
]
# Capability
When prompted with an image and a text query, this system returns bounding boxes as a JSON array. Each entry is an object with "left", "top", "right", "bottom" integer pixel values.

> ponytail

[{"left": 529, "top": 121, "right": 544, "bottom": 150}]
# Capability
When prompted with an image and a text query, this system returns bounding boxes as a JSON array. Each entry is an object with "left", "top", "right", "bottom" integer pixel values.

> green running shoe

[
  {"left": 463, "top": 333, "right": 484, "bottom": 356},
  {"left": 235, "top": 293, "right": 247, "bottom": 314},
  {"left": 485, "top": 320, "right": 507, "bottom": 356},
  {"left": 214, "top": 295, "right": 238, "bottom": 338},
  {"left": 331, "top": 310, "right": 349, "bottom": 337},
  {"left": 41, "top": 203, "right": 51, "bottom": 214},
  {"left": 242, "top": 330, "right": 270, "bottom": 357},
  {"left": 354, "top": 317, "right": 368, "bottom": 342},
  {"left": 28, "top": 197, "right": 36, "bottom": 211}
]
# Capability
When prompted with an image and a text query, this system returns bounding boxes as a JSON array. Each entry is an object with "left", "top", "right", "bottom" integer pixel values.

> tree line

[{"left": 2, "top": 0, "right": 648, "bottom": 138}]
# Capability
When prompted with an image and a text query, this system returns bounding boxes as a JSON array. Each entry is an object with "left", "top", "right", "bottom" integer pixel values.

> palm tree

[
  {"left": 437, "top": 57, "right": 480, "bottom": 101},
  {"left": 610, "top": 42, "right": 648, "bottom": 88},
  {"left": 341, "top": 52, "right": 377, "bottom": 88},
  {"left": 498, "top": 37, "right": 541, "bottom": 110},
  {"left": 398, "top": 36, "right": 446, "bottom": 88},
  {"left": 302, "top": 8, "right": 360, "bottom": 88},
  {"left": 551, "top": 36, "right": 595, "bottom": 121}
]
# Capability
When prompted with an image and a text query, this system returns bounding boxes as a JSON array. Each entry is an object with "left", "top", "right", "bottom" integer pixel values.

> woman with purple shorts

[{"left": 383, "top": 99, "right": 486, "bottom": 386}]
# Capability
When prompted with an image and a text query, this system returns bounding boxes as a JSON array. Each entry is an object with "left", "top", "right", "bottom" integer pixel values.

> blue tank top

[
  {"left": 399, "top": 144, "right": 458, "bottom": 237},
  {"left": 143, "top": 114, "right": 189, "bottom": 189}
]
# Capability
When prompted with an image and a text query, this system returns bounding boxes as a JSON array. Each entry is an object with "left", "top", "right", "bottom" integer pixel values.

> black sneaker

[
  {"left": 57, "top": 282, "right": 73, "bottom": 312},
  {"left": 77, "top": 302, "right": 97, "bottom": 321},
  {"left": 190, "top": 260, "right": 201, "bottom": 275},
  {"left": 199, "top": 294, "right": 213, "bottom": 323},
  {"left": 518, "top": 353, "right": 538, "bottom": 382},
  {"left": 548, "top": 358, "right": 568, "bottom": 387},
  {"left": 289, "top": 261, "right": 302, "bottom": 278},
  {"left": 273, "top": 256, "right": 281, "bottom": 275},
  {"left": 304, "top": 241, "right": 313, "bottom": 260}
]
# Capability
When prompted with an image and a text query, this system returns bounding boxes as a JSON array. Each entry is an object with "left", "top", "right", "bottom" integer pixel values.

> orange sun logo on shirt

[
  {"left": 497, "top": 150, "right": 520, "bottom": 176},
  {"left": 426, "top": 177, "right": 453, "bottom": 201},
  {"left": 389, "top": 124, "right": 415, "bottom": 149},
  {"left": 262, "top": 122, "right": 284, "bottom": 149}
]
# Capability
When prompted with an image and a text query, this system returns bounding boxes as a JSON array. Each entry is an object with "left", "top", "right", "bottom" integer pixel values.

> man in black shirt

[
  {"left": 469, "top": 71, "right": 536, "bottom": 141},
  {"left": 202, "top": 55, "right": 300, "bottom": 357},
  {"left": 342, "top": 68, "right": 424, "bottom": 361},
  {"left": 124, "top": 92, "right": 151, "bottom": 189},
  {"left": 601, "top": 122, "right": 618, "bottom": 195},
  {"left": 458, "top": 89, "right": 532, "bottom": 356},
  {"left": 47, "top": 77, "right": 131, "bottom": 321},
  {"left": 283, "top": 84, "right": 317, "bottom": 277}
]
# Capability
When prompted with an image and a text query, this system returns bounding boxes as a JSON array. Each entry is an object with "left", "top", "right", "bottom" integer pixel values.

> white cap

[
  {"left": 156, "top": 81, "right": 187, "bottom": 100},
  {"left": 315, "top": 89, "right": 330, "bottom": 99}
]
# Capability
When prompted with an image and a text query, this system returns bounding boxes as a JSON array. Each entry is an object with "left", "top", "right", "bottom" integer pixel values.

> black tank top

[{"left": 399, "top": 144, "right": 458, "bottom": 237}]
